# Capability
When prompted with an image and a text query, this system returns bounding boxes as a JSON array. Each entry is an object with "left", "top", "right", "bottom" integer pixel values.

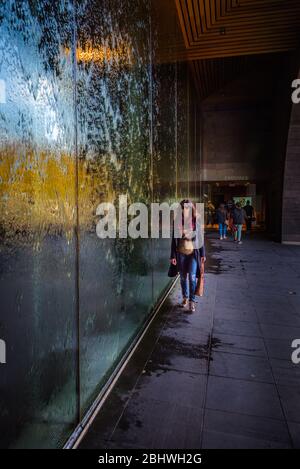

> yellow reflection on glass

[{"left": 65, "top": 41, "right": 132, "bottom": 65}]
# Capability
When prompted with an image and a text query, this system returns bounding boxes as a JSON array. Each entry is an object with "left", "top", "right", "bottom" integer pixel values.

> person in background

[
  {"left": 206, "top": 200, "right": 215, "bottom": 227},
  {"left": 226, "top": 199, "right": 235, "bottom": 236},
  {"left": 232, "top": 202, "right": 247, "bottom": 244},
  {"left": 216, "top": 203, "right": 228, "bottom": 240},
  {"left": 243, "top": 200, "right": 254, "bottom": 232}
]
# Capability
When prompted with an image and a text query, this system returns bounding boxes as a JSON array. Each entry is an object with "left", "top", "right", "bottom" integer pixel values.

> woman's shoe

[
  {"left": 189, "top": 301, "right": 196, "bottom": 312},
  {"left": 181, "top": 298, "right": 188, "bottom": 308}
]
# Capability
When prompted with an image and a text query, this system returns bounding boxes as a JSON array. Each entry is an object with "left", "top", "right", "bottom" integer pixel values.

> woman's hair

[
  {"left": 179, "top": 199, "right": 197, "bottom": 228},
  {"left": 180, "top": 199, "right": 196, "bottom": 216}
]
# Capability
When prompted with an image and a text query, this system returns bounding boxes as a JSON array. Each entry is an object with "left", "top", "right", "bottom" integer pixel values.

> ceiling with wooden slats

[{"left": 175, "top": 0, "right": 300, "bottom": 60}]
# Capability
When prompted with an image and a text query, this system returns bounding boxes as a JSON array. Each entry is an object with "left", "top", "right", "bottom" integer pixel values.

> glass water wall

[{"left": 0, "top": 0, "right": 201, "bottom": 448}]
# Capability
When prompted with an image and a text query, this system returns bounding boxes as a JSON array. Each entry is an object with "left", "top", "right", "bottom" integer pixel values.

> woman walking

[
  {"left": 232, "top": 202, "right": 247, "bottom": 244},
  {"left": 226, "top": 199, "right": 235, "bottom": 236},
  {"left": 216, "top": 203, "right": 228, "bottom": 240},
  {"left": 170, "top": 200, "right": 206, "bottom": 312}
]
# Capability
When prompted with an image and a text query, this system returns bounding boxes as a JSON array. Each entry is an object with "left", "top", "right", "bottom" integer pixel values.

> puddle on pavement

[
  {"left": 205, "top": 243, "right": 230, "bottom": 275},
  {"left": 149, "top": 336, "right": 209, "bottom": 366}
]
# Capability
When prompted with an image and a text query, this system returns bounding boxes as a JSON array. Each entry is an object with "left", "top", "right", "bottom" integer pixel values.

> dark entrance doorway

[{"left": 203, "top": 181, "right": 266, "bottom": 230}]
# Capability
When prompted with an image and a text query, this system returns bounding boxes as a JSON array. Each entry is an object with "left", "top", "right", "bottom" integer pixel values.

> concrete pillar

[{"left": 282, "top": 77, "right": 300, "bottom": 245}]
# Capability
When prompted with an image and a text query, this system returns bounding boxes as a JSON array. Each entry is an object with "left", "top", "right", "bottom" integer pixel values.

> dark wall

[
  {"left": 200, "top": 53, "right": 298, "bottom": 239},
  {"left": 201, "top": 67, "right": 275, "bottom": 184}
]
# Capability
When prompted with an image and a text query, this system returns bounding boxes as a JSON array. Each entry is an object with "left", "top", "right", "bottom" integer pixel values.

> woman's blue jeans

[
  {"left": 177, "top": 252, "right": 197, "bottom": 302},
  {"left": 234, "top": 224, "right": 243, "bottom": 241},
  {"left": 219, "top": 223, "right": 227, "bottom": 237}
]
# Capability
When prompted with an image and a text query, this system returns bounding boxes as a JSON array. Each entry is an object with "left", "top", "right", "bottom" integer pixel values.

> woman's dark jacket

[
  {"left": 232, "top": 207, "right": 247, "bottom": 225},
  {"left": 170, "top": 222, "right": 205, "bottom": 278},
  {"left": 216, "top": 208, "right": 227, "bottom": 224}
]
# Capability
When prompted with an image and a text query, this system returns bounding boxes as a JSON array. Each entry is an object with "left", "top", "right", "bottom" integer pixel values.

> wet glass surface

[
  {"left": 0, "top": 0, "right": 201, "bottom": 448},
  {"left": 177, "top": 62, "right": 189, "bottom": 200},
  {"left": 152, "top": 61, "right": 177, "bottom": 301},
  {"left": 75, "top": 0, "right": 153, "bottom": 414},
  {"left": 0, "top": 0, "right": 77, "bottom": 448}
]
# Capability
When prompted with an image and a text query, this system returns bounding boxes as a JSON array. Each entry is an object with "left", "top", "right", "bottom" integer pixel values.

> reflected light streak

[{"left": 65, "top": 42, "right": 133, "bottom": 65}]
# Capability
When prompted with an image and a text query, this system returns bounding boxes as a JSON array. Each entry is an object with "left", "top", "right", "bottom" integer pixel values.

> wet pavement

[{"left": 79, "top": 232, "right": 300, "bottom": 449}]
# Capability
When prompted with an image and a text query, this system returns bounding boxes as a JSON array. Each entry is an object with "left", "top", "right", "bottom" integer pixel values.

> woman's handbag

[
  {"left": 168, "top": 262, "right": 178, "bottom": 278},
  {"left": 195, "top": 259, "right": 205, "bottom": 296}
]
